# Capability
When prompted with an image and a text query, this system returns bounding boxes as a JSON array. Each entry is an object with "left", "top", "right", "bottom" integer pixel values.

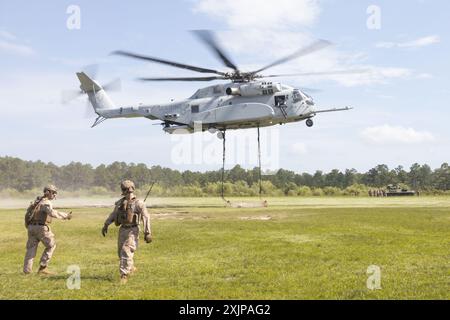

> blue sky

[{"left": 0, "top": 0, "right": 449, "bottom": 173}]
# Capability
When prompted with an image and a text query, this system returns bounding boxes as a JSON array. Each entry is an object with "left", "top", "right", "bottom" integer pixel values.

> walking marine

[
  {"left": 23, "top": 184, "right": 72, "bottom": 275},
  {"left": 102, "top": 180, "right": 152, "bottom": 284}
]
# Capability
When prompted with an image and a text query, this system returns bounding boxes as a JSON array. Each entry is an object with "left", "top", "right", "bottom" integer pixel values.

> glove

[
  {"left": 67, "top": 211, "right": 73, "bottom": 220},
  {"left": 101, "top": 225, "right": 108, "bottom": 237},
  {"left": 144, "top": 234, "right": 152, "bottom": 243}
]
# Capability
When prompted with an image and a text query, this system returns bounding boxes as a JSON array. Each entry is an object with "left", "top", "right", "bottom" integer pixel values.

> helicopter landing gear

[
  {"left": 208, "top": 127, "right": 218, "bottom": 134},
  {"left": 306, "top": 118, "right": 314, "bottom": 127}
]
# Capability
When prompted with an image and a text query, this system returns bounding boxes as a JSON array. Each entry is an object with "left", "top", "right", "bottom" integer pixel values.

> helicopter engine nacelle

[
  {"left": 226, "top": 87, "right": 241, "bottom": 96},
  {"left": 226, "top": 82, "right": 282, "bottom": 97}
]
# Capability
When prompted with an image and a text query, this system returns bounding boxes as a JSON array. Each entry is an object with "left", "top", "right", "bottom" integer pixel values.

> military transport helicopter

[
  {"left": 71, "top": 30, "right": 363, "bottom": 202},
  {"left": 74, "top": 30, "right": 359, "bottom": 138}
]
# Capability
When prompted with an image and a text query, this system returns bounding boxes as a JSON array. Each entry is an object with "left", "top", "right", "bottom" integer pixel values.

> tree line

[{"left": 0, "top": 156, "right": 449, "bottom": 196}]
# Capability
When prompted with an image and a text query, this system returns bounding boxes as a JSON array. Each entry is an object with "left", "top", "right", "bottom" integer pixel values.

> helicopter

[{"left": 75, "top": 30, "right": 359, "bottom": 138}]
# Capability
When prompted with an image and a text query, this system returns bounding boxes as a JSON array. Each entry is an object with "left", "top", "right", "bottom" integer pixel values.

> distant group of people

[{"left": 368, "top": 189, "right": 387, "bottom": 197}]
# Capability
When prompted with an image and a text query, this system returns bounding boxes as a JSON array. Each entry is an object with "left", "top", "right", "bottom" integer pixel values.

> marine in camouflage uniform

[
  {"left": 102, "top": 180, "right": 152, "bottom": 284},
  {"left": 23, "top": 185, "right": 72, "bottom": 275}
]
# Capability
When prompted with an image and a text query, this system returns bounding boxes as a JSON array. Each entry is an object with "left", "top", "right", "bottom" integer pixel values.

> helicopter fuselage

[{"left": 97, "top": 81, "right": 317, "bottom": 133}]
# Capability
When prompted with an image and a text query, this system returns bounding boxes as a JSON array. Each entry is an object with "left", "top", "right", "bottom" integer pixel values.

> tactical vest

[
  {"left": 115, "top": 197, "right": 139, "bottom": 226},
  {"left": 25, "top": 197, "right": 41, "bottom": 227},
  {"left": 28, "top": 197, "right": 52, "bottom": 225}
]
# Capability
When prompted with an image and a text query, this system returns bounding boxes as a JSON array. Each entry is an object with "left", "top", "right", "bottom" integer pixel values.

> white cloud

[
  {"left": 361, "top": 125, "right": 435, "bottom": 145},
  {"left": 193, "top": 0, "right": 320, "bottom": 29},
  {"left": 0, "top": 40, "right": 35, "bottom": 56},
  {"left": 0, "top": 30, "right": 16, "bottom": 41},
  {"left": 333, "top": 66, "right": 413, "bottom": 86},
  {"left": 376, "top": 35, "right": 440, "bottom": 49},
  {"left": 0, "top": 30, "right": 35, "bottom": 56},
  {"left": 193, "top": 0, "right": 418, "bottom": 87},
  {"left": 416, "top": 73, "right": 433, "bottom": 79}
]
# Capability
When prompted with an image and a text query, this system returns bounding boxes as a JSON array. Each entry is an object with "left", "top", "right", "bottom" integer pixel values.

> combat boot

[
  {"left": 120, "top": 274, "right": 128, "bottom": 285},
  {"left": 38, "top": 265, "right": 56, "bottom": 275}
]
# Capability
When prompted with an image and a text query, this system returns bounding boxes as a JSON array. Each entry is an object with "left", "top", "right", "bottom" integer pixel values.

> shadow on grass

[{"left": 43, "top": 274, "right": 114, "bottom": 282}]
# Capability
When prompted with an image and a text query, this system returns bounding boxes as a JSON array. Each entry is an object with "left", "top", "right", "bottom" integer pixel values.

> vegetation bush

[{"left": 1, "top": 156, "right": 449, "bottom": 197}]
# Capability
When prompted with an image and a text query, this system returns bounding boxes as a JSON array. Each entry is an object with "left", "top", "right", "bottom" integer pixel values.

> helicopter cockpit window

[
  {"left": 190, "top": 89, "right": 199, "bottom": 99},
  {"left": 190, "top": 88, "right": 209, "bottom": 99},
  {"left": 293, "top": 89, "right": 302, "bottom": 103}
]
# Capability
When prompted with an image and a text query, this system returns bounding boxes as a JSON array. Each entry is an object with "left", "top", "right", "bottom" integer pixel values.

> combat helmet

[
  {"left": 43, "top": 184, "right": 58, "bottom": 194},
  {"left": 120, "top": 180, "right": 135, "bottom": 195}
]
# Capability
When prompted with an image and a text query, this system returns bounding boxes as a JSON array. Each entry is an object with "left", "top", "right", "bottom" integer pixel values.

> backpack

[
  {"left": 24, "top": 197, "right": 43, "bottom": 228},
  {"left": 114, "top": 197, "right": 138, "bottom": 226}
]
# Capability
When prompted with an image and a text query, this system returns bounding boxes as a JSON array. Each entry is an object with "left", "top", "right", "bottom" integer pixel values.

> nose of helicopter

[{"left": 304, "top": 97, "right": 314, "bottom": 106}]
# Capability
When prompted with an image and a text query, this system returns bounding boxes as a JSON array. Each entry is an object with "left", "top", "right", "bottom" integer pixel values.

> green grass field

[{"left": 0, "top": 197, "right": 449, "bottom": 299}]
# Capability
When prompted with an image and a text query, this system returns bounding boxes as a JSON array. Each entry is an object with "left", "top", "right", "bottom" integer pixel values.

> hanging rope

[
  {"left": 218, "top": 126, "right": 268, "bottom": 208},
  {"left": 257, "top": 124, "right": 262, "bottom": 198},
  {"left": 221, "top": 129, "right": 227, "bottom": 203}
]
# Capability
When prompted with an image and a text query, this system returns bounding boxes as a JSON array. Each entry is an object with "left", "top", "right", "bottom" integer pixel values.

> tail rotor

[{"left": 61, "top": 65, "right": 121, "bottom": 118}]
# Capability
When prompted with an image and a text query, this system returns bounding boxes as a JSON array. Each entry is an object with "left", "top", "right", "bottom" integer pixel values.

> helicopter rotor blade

[
  {"left": 191, "top": 30, "right": 239, "bottom": 72},
  {"left": 251, "top": 40, "right": 332, "bottom": 75},
  {"left": 61, "top": 78, "right": 121, "bottom": 105},
  {"left": 83, "top": 64, "right": 99, "bottom": 79},
  {"left": 112, "top": 50, "right": 226, "bottom": 76},
  {"left": 138, "top": 76, "right": 226, "bottom": 82},
  {"left": 103, "top": 78, "right": 122, "bottom": 92},
  {"left": 260, "top": 69, "right": 369, "bottom": 78},
  {"left": 61, "top": 89, "right": 83, "bottom": 104},
  {"left": 299, "top": 87, "right": 323, "bottom": 93}
]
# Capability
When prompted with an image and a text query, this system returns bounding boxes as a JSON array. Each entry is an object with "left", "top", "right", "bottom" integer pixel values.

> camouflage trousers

[
  {"left": 23, "top": 225, "right": 56, "bottom": 273},
  {"left": 118, "top": 226, "right": 139, "bottom": 276}
]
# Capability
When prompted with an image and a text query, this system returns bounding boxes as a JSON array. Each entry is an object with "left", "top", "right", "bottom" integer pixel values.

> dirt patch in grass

[{"left": 239, "top": 215, "right": 272, "bottom": 221}]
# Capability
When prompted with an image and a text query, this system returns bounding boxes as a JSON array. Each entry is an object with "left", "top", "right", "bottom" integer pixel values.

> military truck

[{"left": 386, "top": 184, "right": 416, "bottom": 197}]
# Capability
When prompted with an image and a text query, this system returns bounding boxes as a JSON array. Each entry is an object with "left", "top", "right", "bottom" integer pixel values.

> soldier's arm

[
  {"left": 104, "top": 208, "right": 118, "bottom": 227},
  {"left": 138, "top": 200, "right": 151, "bottom": 236},
  {"left": 42, "top": 201, "right": 71, "bottom": 220}
]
